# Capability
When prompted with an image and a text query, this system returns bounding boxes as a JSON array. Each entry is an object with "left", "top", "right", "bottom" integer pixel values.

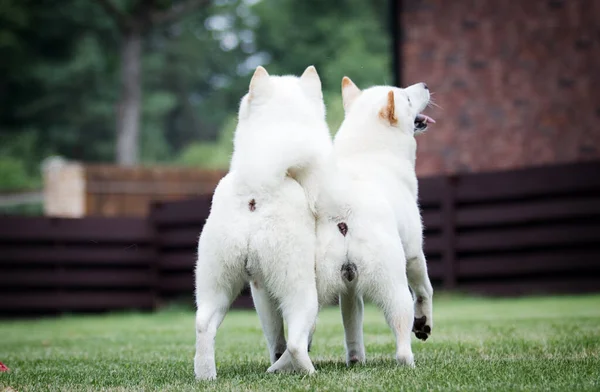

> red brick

[{"left": 400, "top": 0, "right": 600, "bottom": 175}]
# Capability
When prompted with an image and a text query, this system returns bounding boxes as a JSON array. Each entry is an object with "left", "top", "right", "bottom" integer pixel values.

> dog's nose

[{"left": 422, "top": 82, "right": 429, "bottom": 90}]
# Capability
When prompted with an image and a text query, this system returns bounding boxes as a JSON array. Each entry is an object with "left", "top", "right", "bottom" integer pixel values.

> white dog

[
  {"left": 268, "top": 78, "right": 435, "bottom": 371},
  {"left": 193, "top": 65, "right": 332, "bottom": 380}
]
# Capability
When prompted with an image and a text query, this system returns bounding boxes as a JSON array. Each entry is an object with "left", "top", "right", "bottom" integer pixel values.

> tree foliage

[{"left": 0, "top": 0, "right": 391, "bottom": 189}]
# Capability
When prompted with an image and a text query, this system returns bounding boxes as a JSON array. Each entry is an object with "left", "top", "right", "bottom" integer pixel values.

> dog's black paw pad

[
  {"left": 415, "top": 332, "right": 428, "bottom": 341},
  {"left": 413, "top": 316, "right": 431, "bottom": 340}
]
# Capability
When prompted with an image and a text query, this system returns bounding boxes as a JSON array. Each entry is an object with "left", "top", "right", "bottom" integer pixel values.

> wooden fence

[
  {"left": 1, "top": 162, "right": 599, "bottom": 316},
  {"left": 448, "top": 162, "right": 600, "bottom": 294},
  {"left": 150, "top": 196, "right": 253, "bottom": 309},
  {"left": 0, "top": 217, "right": 156, "bottom": 316},
  {"left": 43, "top": 161, "right": 226, "bottom": 218}
]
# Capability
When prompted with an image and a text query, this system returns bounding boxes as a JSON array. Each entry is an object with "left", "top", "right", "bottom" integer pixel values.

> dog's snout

[{"left": 422, "top": 82, "right": 429, "bottom": 90}]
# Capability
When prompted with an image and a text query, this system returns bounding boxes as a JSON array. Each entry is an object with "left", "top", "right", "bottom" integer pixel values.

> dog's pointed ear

[
  {"left": 379, "top": 90, "right": 398, "bottom": 125},
  {"left": 300, "top": 65, "right": 323, "bottom": 99},
  {"left": 249, "top": 66, "right": 270, "bottom": 100},
  {"left": 341, "top": 77, "right": 361, "bottom": 112}
]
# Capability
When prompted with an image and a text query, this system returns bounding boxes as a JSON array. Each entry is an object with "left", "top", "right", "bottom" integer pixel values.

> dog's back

[{"left": 230, "top": 69, "right": 332, "bottom": 207}]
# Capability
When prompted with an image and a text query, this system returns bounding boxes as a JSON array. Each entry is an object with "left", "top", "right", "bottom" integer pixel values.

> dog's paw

[
  {"left": 267, "top": 352, "right": 295, "bottom": 373},
  {"left": 396, "top": 351, "right": 415, "bottom": 367},
  {"left": 266, "top": 364, "right": 281, "bottom": 373},
  {"left": 194, "top": 357, "right": 217, "bottom": 381},
  {"left": 347, "top": 355, "right": 364, "bottom": 366},
  {"left": 346, "top": 349, "right": 366, "bottom": 366},
  {"left": 194, "top": 369, "right": 217, "bottom": 381},
  {"left": 412, "top": 316, "right": 432, "bottom": 341},
  {"left": 267, "top": 364, "right": 296, "bottom": 374}
]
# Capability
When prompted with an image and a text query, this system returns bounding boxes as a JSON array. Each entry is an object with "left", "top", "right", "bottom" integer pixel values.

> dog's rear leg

[
  {"left": 267, "top": 287, "right": 318, "bottom": 374},
  {"left": 194, "top": 274, "right": 243, "bottom": 380},
  {"left": 250, "top": 281, "right": 286, "bottom": 363},
  {"left": 374, "top": 285, "right": 415, "bottom": 366},
  {"left": 369, "top": 256, "right": 415, "bottom": 367},
  {"left": 340, "top": 290, "right": 365, "bottom": 365},
  {"left": 407, "top": 250, "right": 434, "bottom": 340}
]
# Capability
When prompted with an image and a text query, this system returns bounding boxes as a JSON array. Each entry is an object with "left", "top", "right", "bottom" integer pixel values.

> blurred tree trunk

[
  {"left": 95, "top": 0, "right": 208, "bottom": 165},
  {"left": 116, "top": 26, "right": 142, "bottom": 165}
]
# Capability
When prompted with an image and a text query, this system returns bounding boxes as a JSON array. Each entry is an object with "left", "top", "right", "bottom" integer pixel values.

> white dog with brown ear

[
  {"left": 193, "top": 65, "right": 332, "bottom": 380},
  {"left": 335, "top": 78, "right": 435, "bottom": 346},
  {"left": 268, "top": 79, "right": 435, "bottom": 371}
]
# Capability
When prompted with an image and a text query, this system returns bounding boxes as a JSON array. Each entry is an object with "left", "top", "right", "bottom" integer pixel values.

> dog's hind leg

[
  {"left": 267, "top": 285, "right": 318, "bottom": 374},
  {"left": 371, "top": 281, "right": 415, "bottom": 367},
  {"left": 407, "top": 250, "right": 433, "bottom": 341},
  {"left": 367, "top": 241, "right": 415, "bottom": 367},
  {"left": 194, "top": 243, "right": 245, "bottom": 380},
  {"left": 250, "top": 281, "right": 287, "bottom": 363},
  {"left": 340, "top": 290, "right": 365, "bottom": 365},
  {"left": 194, "top": 286, "right": 241, "bottom": 380}
]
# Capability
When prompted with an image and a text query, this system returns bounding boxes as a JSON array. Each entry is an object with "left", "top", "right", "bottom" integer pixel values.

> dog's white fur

[
  {"left": 332, "top": 79, "right": 434, "bottom": 361},
  {"left": 194, "top": 65, "right": 435, "bottom": 379},
  {"left": 193, "top": 66, "right": 331, "bottom": 380},
  {"left": 267, "top": 78, "right": 434, "bottom": 371}
]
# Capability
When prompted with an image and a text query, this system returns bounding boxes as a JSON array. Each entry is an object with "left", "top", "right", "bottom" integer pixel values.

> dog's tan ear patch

[
  {"left": 341, "top": 76, "right": 361, "bottom": 113},
  {"left": 379, "top": 90, "right": 398, "bottom": 125},
  {"left": 341, "top": 76, "right": 354, "bottom": 89},
  {"left": 249, "top": 66, "right": 270, "bottom": 100}
]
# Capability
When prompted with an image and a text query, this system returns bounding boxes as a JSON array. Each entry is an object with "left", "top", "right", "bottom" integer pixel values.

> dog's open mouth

[{"left": 414, "top": 113, "right": 435, "bottom": 132}]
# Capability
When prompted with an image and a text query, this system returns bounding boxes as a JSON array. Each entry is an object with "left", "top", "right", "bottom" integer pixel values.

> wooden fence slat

[
  {"left": 456, "top": 197, "right": 600, "bottom": 228},
  {"left": 458, "top": 249, "right": 600, "bottom": 278},
  {"left": 454, "top": 162, "right": 600, "bottom": 203},
  {"left": 423, "top": 234, "right": 445, "bottom": 255},
  {"left": 421, "top": 210, "right": 443, "bottom": 231},
  {"left": 160, "top": 274, "right": 194, "bottom": 293},
  {"left": 0, "top": 217, "right": 152, "bottom": 243},
  {"left": 457, "top": 223, "right": 600, "bottom": 252},
  {"left": 458, "top": 277, "right": 600, "bottom": 296},
  {"left": 161, "top": 252, "right": 196, "bottom": 270},
  {"left": 151, "top": 195, "right": 213, "bottom": 227},
  {"left": 0, "top": 246, "right": 154, "bottom": 265},
  {"left": 424, "top": 261, "right": 444, "bottom": 280},
  {"left": 0, "top": 292, "right": 154, "bottom": 311},
  {"left": 418, "top": 177, "right": 445, "bottom": 206},
  {"left": 0, "top": 269, "right": 154, "bottom": 288},
  {"left": 159, "top": 228, "right": 201, "bottom": 249},
  {"left": 441, "top": 177, "right": 457, "bottom": 289}
]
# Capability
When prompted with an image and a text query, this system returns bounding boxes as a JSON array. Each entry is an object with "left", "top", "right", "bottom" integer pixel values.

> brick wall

[{"left": 399, "top": 0, "right": 600, "bottom": 176}]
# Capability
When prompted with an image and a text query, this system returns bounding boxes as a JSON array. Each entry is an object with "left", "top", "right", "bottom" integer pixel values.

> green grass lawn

[{"left": 1, "top": 295, "right": 599, "bottom": 391}]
